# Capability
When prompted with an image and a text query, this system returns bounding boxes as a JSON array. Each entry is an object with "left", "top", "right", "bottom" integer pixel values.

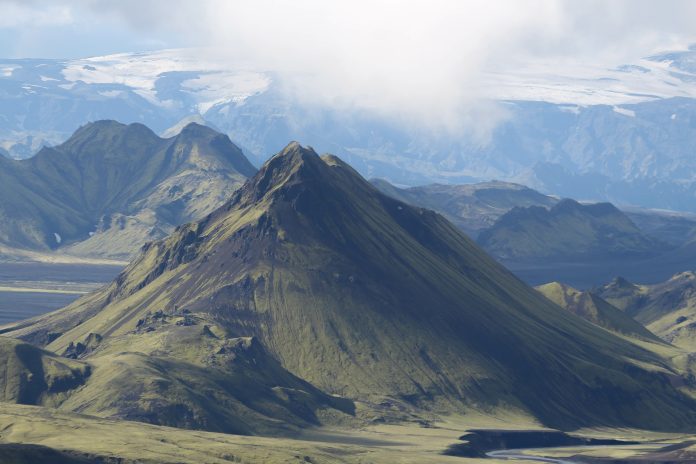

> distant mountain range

[
  {"left": 477, "top": 199, "right": 665, "bottom": 260},
  {"left": 0, "top": 120, "right": 255, "bottom": 260},
  {"left": 598, "top": 272, "right": 696, "bottom": 351},
  {"left": 4, "top": 143, "right": 696, "bottom": 433},
  {"left": 370, "top": 179, "right": 557, "bottom": 237},
  {"left": 372, "top": 179, "right": 696, "bottom": 287},
  {"left": 5, "top": 48, "right": 696, "bottom": 211},
  {"left": 5, "top": 120, "right": 695, "bottom": 289}
]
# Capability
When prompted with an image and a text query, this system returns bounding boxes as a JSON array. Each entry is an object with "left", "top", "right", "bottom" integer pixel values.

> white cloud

[
  {"left": 3, "top": 0, "right": 696, "bottom": 136},
  {"left": 0, "top": 1, "right": 73, "bottom": 27},
  {"left": 193, "top": 0, "right": 696, "bottom": 134}
]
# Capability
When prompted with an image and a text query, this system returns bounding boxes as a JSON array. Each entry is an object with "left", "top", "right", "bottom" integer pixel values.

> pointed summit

[
  {"left": 8, "top": 144, "right": 696, "bottom": 432},
  {"left": 160, "top": 114, "right": 215, "bottom": 138},
  {"left": 170, "top": 122, "right": 257, "bottom": 178},
  {"left": 261, "top": 141, "right": 322, "bottom": 175}
]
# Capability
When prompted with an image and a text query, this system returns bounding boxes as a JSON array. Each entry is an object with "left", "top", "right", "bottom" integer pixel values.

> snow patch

[
  {"left": 61, "top": 49, "right": 270, "bottom": 111},
  {"left": 482, "top": 53, "right": 696, "bottom": 105},
  {"left": 1, "top": 65, "right": 19, "bottom": 77},
  {"left": 558, "top": 105, "right": 581, "bottom": 114},
  {"left": 613, "top": 106, "right": 636, "bottom": 117},
  {"left": 98, "top": 90, "right": 125, "bottom": 98}
]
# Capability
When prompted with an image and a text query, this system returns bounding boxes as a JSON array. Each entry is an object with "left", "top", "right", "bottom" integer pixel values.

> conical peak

[
  {"left": 242, "top": 142, "right": 324, "bottom": 199},
  {"left": 275, "top": 141, "right": 319, "bottom": 164},
  {"left": 264, "top": 142, "right": 326, "bottom": 179}
]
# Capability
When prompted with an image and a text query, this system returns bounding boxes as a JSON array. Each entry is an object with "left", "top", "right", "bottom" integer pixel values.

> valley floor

[{"left": 0, "top": 404, "right": 693, "bottom": 463}]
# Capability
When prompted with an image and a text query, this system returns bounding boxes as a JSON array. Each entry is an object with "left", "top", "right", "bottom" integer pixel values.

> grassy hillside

[
  {"left": 598, "top": 272, "right": 696, "bottom": 350},
  {"left": 478, "top": 199, "right": 665, "bottom": 260},
  {"left": 5, "top": 143, "right": 696, "bottom": 432},
  {"left": 535, "top": 282, "right": 660, "bottom": 341},
  {"left": 0, "top": 121, "right": 255, "bottom": 259},
  {"left": 0, "top": 337, "right": 89, "bottom": 407},
  {"left": 371, "top": 179, "right": 557, "bottom": 237}
]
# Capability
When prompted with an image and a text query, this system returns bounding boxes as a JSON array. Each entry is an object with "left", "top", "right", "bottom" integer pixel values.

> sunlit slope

[
  {"left": 6, "top": 143, "right": 696, "bottom": 431},
  {"left": 0, "top": 336, "right": 89, "bottom": 407},
  {"left": 598, "top": 272, "right": 696, "bottom": 351},
  {"left": 535, "top": 282, "right": 660, "bottom": 341},
  {"left": 0, "top": 120, "right": 255, "bottom": 258}
]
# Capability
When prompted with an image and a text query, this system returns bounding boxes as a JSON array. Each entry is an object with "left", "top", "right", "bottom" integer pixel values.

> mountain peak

[
  {"left": 275, "top": 141, "right": 317, "bottom": 163},
  {"left": 238, "top": 142, "right": 325, "bottom": 202},
  {"left": 611, "top": 276, "right": 636, "bottom": 288},
  {"left": 176, "top": 122, "right": 218, "bottom": 139},
  {"left": 9, "top": 141, "right": 696, "bottom": 432},
  {"left": 161, "top": 114, "right": 213, "bottom": 138},
  {"left": 552, "top": 198, "right": 583, "bottom": 213},
  {"left": 0, "top": 120, "right": 256, "bottom": 255},
  {"left": 59, "top": 120, "right": 160, "bottom": 154}
]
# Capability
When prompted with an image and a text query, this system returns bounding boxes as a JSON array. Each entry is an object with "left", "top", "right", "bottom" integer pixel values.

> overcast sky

[
  {"left": 3, "top": 0, "right": 696, "bottom": 134},
  {"left": 3, "top": 1, "right": 695, "bottom": 60}
]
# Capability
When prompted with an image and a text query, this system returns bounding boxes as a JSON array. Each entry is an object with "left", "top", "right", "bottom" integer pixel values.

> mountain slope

[
  {"left": 371, "top": 179, "right": 557, "bottom": 237},
  {"left": 5, "top": 143, "right": 696, "bottom": 431},
  {"left": 0, "top": 336, "right": 89, "bottom": 407},
  {"left": 478, "top": 199, "right": 665, "bottom": 260},
  {"left": 535, "top": 282, "right": 659, "bottom": 341},
  {"left": 0, "top": 120, "right": 256, "bottom": 259},
  {"left": 598, "top": 272, "right": 696, "bottom": 350}
]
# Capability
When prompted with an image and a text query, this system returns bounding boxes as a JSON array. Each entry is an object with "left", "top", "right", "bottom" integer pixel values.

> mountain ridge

[
  {"left": 371, "top": 178, "right": 558, "bottom": 237},
  {"left": 478, "top": 198, "right": 666, "bottom": 260},
  {"left": 0, "top": 120, "right": 255, "bottom": 259},
  {"left": 4, "top": 142, "right": 696, "bottom": 432},
  {"left": 535, "top": 281, "right": 660, "bottom": 341}
]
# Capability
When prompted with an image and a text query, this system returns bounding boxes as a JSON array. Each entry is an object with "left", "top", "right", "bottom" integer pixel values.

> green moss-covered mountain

[
  {"left": 477, "top": 199, "right": 665, "bottom": 260},
  {"left": 535, "top": 282, "right": 659, "bottom": 341},
  {"left": 0, "top": 120, "right": 256, "bottom": 259},
  {"left": 5, "top": 142, "right": 696, "bottom": 432},
  {"left": 0, "top": 330, "right": 351, "bottom": 436},
  {"left": 0, "top": 336, "right": 89, "bottom": 407},
  {"left": 598, "top": 272, "right": 696, "bottom": 350},
  {"left": 371, "top": 179, "right": 557, "bottom": 237}
]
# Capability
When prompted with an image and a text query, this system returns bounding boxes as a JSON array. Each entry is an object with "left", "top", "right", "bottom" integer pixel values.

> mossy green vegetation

[
  {"left": 371, "top": 178, "right": 557, "bottom": 238},
  {"left": 0, "top": 337, "right": 89, "bottom": 407},
  {"left": 598, "top": 272, "right": 696, "bottom": 351},
  {"left": 0, "top": 121, "right": 255, "bottom": 259},
  {"left": 535, "top": 281, "right": 660, "bottom": 341},
  {"left": 477, "top": 199, "right": 664, "bottom": 260},
  {"left": 4, "top": 142, "right": 696, "bottom": 435}
]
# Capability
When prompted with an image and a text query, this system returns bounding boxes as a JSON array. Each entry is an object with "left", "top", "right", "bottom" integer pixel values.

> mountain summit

[
  {"left": 0, "top": 120, "right": 256, "bottom": 259},
  {"left": 478, "top": 199, "right": 664, "bottom": 260},
  {"left": 5, "top": 143, "right": 696, "bottom": 432}
]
